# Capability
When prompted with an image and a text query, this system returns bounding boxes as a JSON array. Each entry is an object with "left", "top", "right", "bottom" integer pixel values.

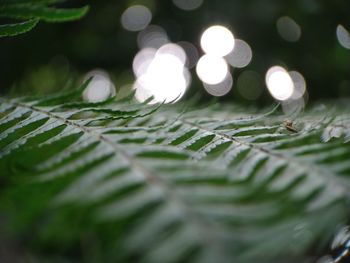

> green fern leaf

[
  {"left": 0, "top": 18, "right": 38, "bottom": 36},
  {"left": 0, "top": 91, "right": 350, "bottom": 263},
  {"left": 0, "top": 0, "right": 64, "bottom": 5},
  {"left": 0, "top": 4, "right": 89, "bottom": 22},
  {"left": 0, "top": 0, "right": 88, "bottom": 37}
]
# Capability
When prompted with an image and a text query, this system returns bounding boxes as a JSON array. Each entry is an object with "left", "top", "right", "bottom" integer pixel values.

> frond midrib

[
  {"left": 3, "top": 98, "right": 231, "bottom": 252},
  {"left": 180, "top": 119, "right": 349, "bottom": 199}
]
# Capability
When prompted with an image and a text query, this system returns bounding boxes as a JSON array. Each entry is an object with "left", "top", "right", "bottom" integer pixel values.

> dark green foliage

[
  {"left": 1, "top": 88, "right": 350, "bottom": 263},
  {"left": 0, "top": 0, "right": 88, "bottom": 37},
  {"left": 0, "top": 18, "right": 38, "bottom": 36}
]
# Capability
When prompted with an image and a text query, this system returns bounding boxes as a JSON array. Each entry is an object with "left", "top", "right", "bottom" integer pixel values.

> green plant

[
  {"left": 0, "top": 0, "right": 89, "bottom": 37},
  {"left": 0, "top": 83, "right": 350, "bottom": 262}
]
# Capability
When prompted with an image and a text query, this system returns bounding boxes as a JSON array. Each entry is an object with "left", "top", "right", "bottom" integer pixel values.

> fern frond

[
  {"left": 0, "top": 92, "right": 350, "bottom": 263},
  {"left": 0, "top": 4, "right": 89, "bottom": 22},
  {"left": 0, "top": 18, "right": 38, "bottom": 36},
  {"left": 0, "top": 0, "right": 88, "bottom": 37}
]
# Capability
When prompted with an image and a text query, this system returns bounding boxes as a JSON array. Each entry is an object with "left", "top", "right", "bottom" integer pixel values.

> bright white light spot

[
  {"left": 83, "top": 70, "right": 115, "bottom": 103},
  {"left": 121, "top": 5, "right": 152, "bottom": 32},
  {"left": 137, "top": 25, "right": 169, "bottom": 49},
  {"left": 172, "top": 0, "right": 203, "bottom": 11},
  {"left": 265, "top": 66, "right": 294, "bottom": 101},
  {"left": 237, "top": 71, "right": 262, "bottom": 100},
  {"left": 336, "top": 24, "right": 350, "bottom": 49},
  {"left": 196, "top": 54, "right": 228, "bottom": 85},
  {"left": 289, "top": 71, "right": 307, "bottom": 99},
  {"left": 276, "top": 16, "right": 302, "bottom": 42},
  {"left": 203, "top": 72, "right": 233, "bottom": 97},
  {"left": 133, "top": 45, "right": 190, "bottom": 104},
  {"left": 148, "top": 53, "right": 185, "bottom": 76},
  {"left": 177, "top": 41, "right": 199, "bottom": 68},
  {"left": 134, "top": 72, "right": 187, "bottom": 104},
  {"left": 225, "top": 39, "right": 253, "bottom": 68},
  {"left": 132, "top": 48, "right": 156, "bottom": 77},
  {"left": 200, "top": 25, "right": 235, "bottom": 57},
  {"left": 157, "top": 43, "right": 187, "bottom": 66}
]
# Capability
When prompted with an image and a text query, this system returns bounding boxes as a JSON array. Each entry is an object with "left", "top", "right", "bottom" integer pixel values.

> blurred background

[{"left": 0, "top": 0, "right": 349, "bottom": 108}]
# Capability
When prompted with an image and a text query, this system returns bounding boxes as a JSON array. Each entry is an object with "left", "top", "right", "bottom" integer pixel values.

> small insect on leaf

[{"left": 284, "top": 120, "right": 298, "bottom": 133}]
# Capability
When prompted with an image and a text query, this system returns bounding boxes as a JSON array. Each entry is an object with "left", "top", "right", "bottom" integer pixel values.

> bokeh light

[
  {"left": 177, "top": 41, "right": 199, "bottom": 68},
  {"left": 134, "top": 72, "right": 187, "bottom": 104},
  {"left": 83, "top": 70, "right": 116, "bottom": 103},
  {"left": 133, "top": 43, "right": 190, "bottom": 104},
  {"left": 121, "top": 5, "right": 152, "bottom": 32},
  {"left": 196, "top": 54, "right": 228, "bottom": 85},
  {"left": 137, "top": 25, "right": 169, "bottom": 49},
  {"left": 172, "top": 0, "right": 203, "bottom": 11},
  {"left": 200, "top": 25, "right": 235, "bottom": 57},
  {"left": 265, "top": 66, "right": 294, "bottom": 101},
  {"left": 148, "top": 53, "right": 184, "bottom": 76},
  {"left": 157, "top": 43, "right": 187, "bottom": 66},
  {"left": 225, "top": 39, "right": 253, "bottom": 68},
  {"left": 289, "top": 71, "right": 307, "bottom": 99},
  {"left": 237, "top": 71, "right": 262, "bottom": 100},
  {"left": 276, "top": 16, "right": 302, "bottom": 42},
  {"left": 132, "top": 48, "right": 156, "bottom": 77},
  {"left": 203, "top": 72, "right": 233, "bottom": 97},
  {"left": 336, "top": 25, "right": 350, "bottom": 50}
]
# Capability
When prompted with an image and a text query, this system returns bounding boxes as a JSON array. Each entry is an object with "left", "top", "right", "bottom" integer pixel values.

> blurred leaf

[
  {"left": 0, "top": 0, "right": 89, "bottom": 37},
  {"left": 0, "top": 5, "right": 89, "bottom": 22},
  {"left": 0, "top": 0, "right": 65, "bottom": 5},
  {"left": 1, "top": 89, "right": 350, "bottom": 262},
  {"left": 0, "top": 18, "right": 38, "bottom": 37}
]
